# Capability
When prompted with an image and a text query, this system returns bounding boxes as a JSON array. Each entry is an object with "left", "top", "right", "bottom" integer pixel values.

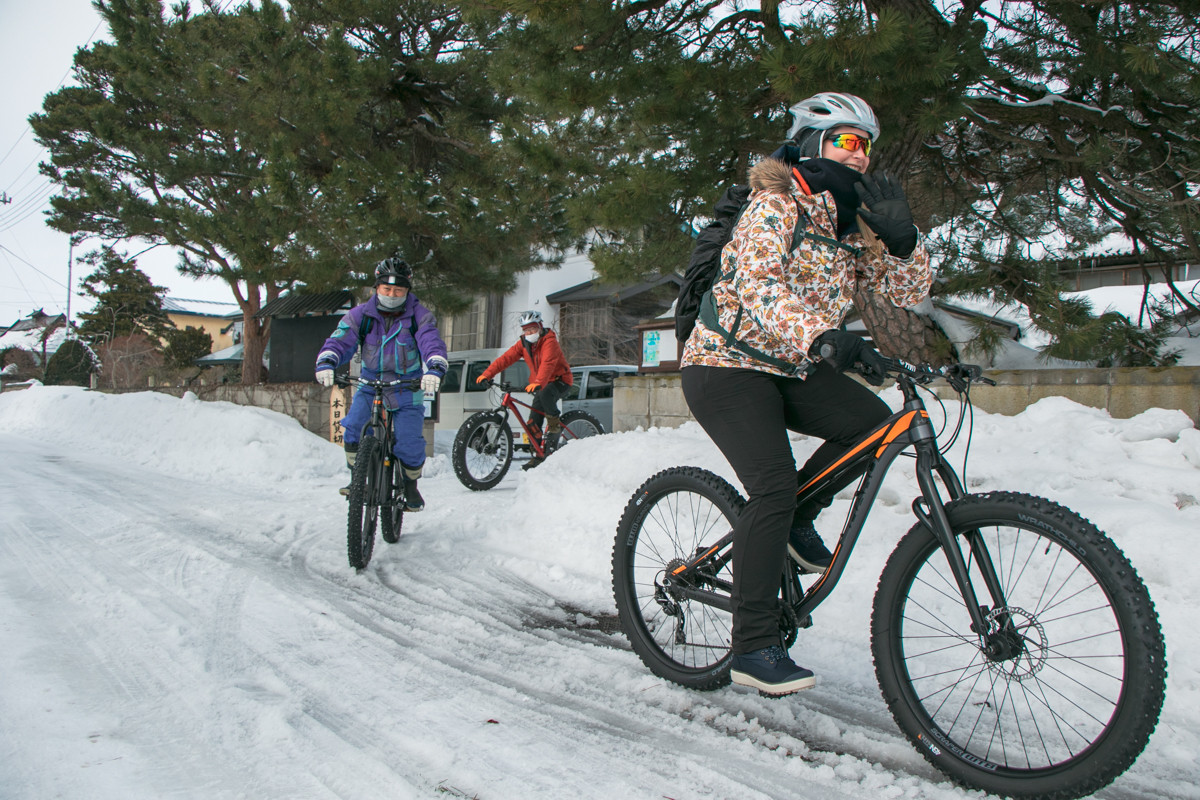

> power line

[{"left": 0, "top": 242, "right": 66, "bottom": 286}]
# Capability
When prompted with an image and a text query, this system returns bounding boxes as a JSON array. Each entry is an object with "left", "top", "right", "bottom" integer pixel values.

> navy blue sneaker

[
  {"left": 788, "top": 520, "right": 832, "bottom": 573},
  {"left": 730, "top": 646, "right": 816, "bottom": 696}
]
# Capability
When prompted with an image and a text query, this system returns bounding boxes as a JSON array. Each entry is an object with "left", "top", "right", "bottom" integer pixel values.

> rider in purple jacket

[{"left": 314, "top": 258, "right": 448, "bottom": 511}]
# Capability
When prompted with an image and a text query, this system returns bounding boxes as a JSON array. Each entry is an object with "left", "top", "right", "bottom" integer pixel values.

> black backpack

[
  {"left": 674, "top": 183, "right": 860, "bottom": 375},
  {"left": 674, "top": 184, "right": 752, "bottom": 343}
]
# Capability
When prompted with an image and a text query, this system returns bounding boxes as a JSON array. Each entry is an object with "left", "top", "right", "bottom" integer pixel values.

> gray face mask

[{"left": 377, "top": 293, "right": 406, "bottom": 312}]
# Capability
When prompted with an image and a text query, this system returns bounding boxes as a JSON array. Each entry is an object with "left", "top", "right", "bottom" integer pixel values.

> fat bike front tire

[
  {"left": 380, "top": 458, "right": 404, "bottom": 544},
  {"left": 612, "top": 467, "right": 744, "bottom": 690},
  {"left": 452, "top": 411, "right": 513, "bottom": 491},
  {"left": 871, "top": 491, "right": 1165, "bottom": 800},
  {"left": 347, "top": 436, "right": 384, "bottom": 569}
]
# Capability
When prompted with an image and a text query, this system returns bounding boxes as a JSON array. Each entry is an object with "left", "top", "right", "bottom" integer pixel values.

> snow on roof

[
  {"left": 0, "top": 320, "right": 69, "bottom": 358},
  {"left": 161, "top": 297, "right": 241, "bottom": 317}
]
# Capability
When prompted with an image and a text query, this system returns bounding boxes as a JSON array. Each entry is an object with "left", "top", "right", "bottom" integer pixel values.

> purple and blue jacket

[{"left": 315, "top": 295, "right": 448, "bottom": 400}]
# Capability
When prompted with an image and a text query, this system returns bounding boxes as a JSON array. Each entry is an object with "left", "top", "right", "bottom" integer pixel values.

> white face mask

[
  {"left": 523, "top": 330, "right": 541, "bottom": 343},
  {"left": 377, "top": 293, "right": 406, "bottom": 311}
]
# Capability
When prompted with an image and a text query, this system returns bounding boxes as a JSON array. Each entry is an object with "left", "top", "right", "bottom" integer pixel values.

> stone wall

[
  {"left": 614, "top": 366, "right": 1200, "bottom": 432},
  {"left": 142, "top": 382, "right": 435, "bottom": 454}
]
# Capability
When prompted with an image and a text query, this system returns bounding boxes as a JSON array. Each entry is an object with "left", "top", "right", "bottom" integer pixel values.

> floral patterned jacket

[{"left": 681, "top": 157, "right": 933, "bottom": 377}]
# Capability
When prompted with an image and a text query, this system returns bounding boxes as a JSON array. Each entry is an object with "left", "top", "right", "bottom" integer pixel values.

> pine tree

[
  {"left": 74, "top": 249, "right": 173, "bottom": 345},
  {"left": 164, "top": 326, "right": 213, "bottom": 370},
  {"left": 477, "top": 0, "right": 1200, "bottom": 365},
  {"left": 33, "top": 1, "right": 576, "bottom": 384}
]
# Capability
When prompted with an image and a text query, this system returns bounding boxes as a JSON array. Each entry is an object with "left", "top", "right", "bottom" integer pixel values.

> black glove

[
  {"left": 809, "top": 330, "right": 887, "bottom": 386},
  {"left": 854, "top": 172, "right": 918, "bottom": 259}
]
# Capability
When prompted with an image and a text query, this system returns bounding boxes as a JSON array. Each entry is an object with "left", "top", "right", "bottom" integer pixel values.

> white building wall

[{"left": 502, "top": 247, "right": 596, "bottom": 340}]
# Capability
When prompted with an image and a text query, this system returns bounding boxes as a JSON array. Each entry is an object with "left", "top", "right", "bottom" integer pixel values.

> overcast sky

[{"left": 0, "top": 0, "right": 236, "bottom": 325}]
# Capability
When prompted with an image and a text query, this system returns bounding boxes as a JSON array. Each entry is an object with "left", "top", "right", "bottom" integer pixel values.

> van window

[
  {"left": 503, "top": 361, "right": 530, "bottom": 387},
  {"left": 465, "top": 360, "right": 491, "bottom": 392},
  {"left": 442, "top": 361, "right": 463, "bottom": 393},
  {"left": 563, "top": 369, "right": 583, "bottom": 401},
  {"left": 585, "top": 370, "right": 618, "bottom": 400}
]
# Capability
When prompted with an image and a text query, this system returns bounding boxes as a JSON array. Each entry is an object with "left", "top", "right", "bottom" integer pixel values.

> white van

[
  {"left": 431, "top": 348, "right": 514, "bottom": 435},
  {"left": 433, "top": 349, "right": 636, "bottom": 436}
]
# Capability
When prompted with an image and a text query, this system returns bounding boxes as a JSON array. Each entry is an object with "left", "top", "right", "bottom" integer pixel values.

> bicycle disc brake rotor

[{"left": 982, "top": 606, "right": 1047, "bottom": 681}]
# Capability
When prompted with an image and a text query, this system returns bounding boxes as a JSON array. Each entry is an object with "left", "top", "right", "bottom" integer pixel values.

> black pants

[
  {"left": 529, "top": 378, "right": 569, "bottom": 429},
  {"left": 681, "top": 362, "right": 891, "bottom": 653}
]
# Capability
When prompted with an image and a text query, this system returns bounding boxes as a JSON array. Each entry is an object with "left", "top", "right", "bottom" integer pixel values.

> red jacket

[{"left": 483, "top": 328, "right": 573, "bottom": 387}]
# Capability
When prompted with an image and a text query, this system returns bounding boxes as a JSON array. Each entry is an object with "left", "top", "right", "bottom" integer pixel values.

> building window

[{"left": 442, "top": 296, "right": 488, "bottom": 352}]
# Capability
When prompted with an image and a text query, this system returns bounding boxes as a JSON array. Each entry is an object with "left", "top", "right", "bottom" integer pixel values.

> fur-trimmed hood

[{"left": 748, "top": 157, "right": 796, "bottom": 194}]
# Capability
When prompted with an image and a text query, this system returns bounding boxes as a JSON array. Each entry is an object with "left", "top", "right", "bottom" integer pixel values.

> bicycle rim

[{"left": 873, "top": 492, "right": 1164, "bottom": 798}]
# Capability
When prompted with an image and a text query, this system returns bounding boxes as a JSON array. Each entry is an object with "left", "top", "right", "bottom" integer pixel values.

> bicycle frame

[
  {"left": 666, "top": 366, "right": 1008, "bottom": 643},
  {"left": 490, "top": 383, "right": 581, "bottom": 458}
]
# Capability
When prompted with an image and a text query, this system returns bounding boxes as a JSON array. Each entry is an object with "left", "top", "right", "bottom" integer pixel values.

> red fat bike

[{"left": 451, "top": 379, "right": 604, "bottom": 490}]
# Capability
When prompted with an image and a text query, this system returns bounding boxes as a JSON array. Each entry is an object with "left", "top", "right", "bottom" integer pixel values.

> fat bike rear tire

[
  {"left": 871, "top": 491, "right": 1165, "bottom": 800},
  {"left": 612, "top": 466, "right": 744, "bottom": 690},
  {"left": 559, "top": 409, "right": 604, "bottom": 443},
  {"left": 380, "top": 459, "right": 404, "bottom": 544}
]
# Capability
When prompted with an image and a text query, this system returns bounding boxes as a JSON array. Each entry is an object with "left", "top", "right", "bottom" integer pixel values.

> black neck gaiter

[{"left": 793, "top": 158, "right": 862, "bottom": 236}]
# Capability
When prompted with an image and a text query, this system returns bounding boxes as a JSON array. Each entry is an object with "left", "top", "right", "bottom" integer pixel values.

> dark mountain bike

[
  {"left": 612, "top": 358, "right": 1165, "bottom": 800},
  {"left": 451, "top": 379, "right": 604, "bottom": 490},
  {"left": 338, "top": 375, "right": 422, "bottom": 570}
]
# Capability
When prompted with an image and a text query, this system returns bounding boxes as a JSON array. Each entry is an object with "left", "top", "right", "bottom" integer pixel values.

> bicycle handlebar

[
  {"left": 334, "top": 375, "right": 423, "bottom": 391},
  {"left": 875, "top": 357, "right": 996, "bottom": 392}
]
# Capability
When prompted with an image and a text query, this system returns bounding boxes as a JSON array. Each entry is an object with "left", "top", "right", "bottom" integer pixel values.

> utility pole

[
  {"left": 0, "top": 192, "right": 12, "bottom": 204},
  {"left": 65, "top": 241, "right": 74, "bottom": 338}
]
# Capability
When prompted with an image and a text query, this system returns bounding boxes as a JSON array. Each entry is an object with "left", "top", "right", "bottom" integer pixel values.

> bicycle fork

[{"left": 910, "top": 444, "right": 1014, "bottom": 654}]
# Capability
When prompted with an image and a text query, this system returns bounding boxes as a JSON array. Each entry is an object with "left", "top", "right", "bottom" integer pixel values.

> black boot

[{"left": 401, "top": 465, "right": 424, "bottom": 512}]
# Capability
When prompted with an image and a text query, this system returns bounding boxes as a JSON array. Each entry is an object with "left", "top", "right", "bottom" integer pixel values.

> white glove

[
  {"left": 316, "top": 369, "right": 335, "bottom": 387},
  {"left": 421, "top": 373, "right": 440, "bottom": 395}
]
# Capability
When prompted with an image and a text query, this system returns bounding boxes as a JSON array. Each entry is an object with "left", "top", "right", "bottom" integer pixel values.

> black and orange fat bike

[{"left": 612, "top": 358, "right": 1165, "bottom": 800}]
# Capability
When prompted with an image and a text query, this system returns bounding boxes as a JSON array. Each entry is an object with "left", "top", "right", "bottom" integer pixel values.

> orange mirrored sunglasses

[{"left": 828, "top": 133, "right": 872, "bottom": 155}]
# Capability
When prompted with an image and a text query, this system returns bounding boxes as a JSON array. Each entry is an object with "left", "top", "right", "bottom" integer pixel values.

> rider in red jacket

[{"left": 477, "top": 310, "right": 573, "bottom": 469}]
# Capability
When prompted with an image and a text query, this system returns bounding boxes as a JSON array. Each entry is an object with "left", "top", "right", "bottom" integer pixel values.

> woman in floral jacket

[{"left": 680, "top": 92, "right": 933, "bottom": 696}]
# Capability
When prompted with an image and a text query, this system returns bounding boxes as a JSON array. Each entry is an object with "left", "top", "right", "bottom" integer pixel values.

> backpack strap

[
  {"left": 698, "top": 288, "right": 804, "bottom": 375},
  {"left": 699, "top": 198, "right": 856, "bottom": 376},
  {"left": 357, "top": 314, "right": 373, "bottom": 350}
]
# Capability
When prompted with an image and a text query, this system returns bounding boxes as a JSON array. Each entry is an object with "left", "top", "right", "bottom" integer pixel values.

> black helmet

[{"left": 374, "top": 257, "right": 412, "bottom": 288}]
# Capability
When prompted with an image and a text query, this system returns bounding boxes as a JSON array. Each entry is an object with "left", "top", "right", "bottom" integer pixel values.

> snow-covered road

[{"left": 2, "top": 386, "right": 1196, "bottom": 799}]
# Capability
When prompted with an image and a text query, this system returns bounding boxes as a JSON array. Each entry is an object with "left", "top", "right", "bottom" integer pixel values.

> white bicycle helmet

[
  {"left": 786, "top": 92, "right": 880, "bottom": 158},
  {"left": 518, "top": 310, "right": 543, "bottom": 327}
]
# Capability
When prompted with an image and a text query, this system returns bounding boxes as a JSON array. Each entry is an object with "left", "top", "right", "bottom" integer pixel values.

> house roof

[
  {"left": 0, "top": 311, "right": 70, "bottom": 360},
  {"left": 255, "top": 291, "right": 355, "bottom": 320},
  {"left": 162, "top": 297, "right": 241, "bottom": 318},
  {"left": 195, "top": 341, "right": 270, "bottom": 366},
  {"left": 546, "top": 274, "right": 682, "bottom": 304},
  {"left": 1, "top": 309, "right": 65, "bottom": 335}
]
